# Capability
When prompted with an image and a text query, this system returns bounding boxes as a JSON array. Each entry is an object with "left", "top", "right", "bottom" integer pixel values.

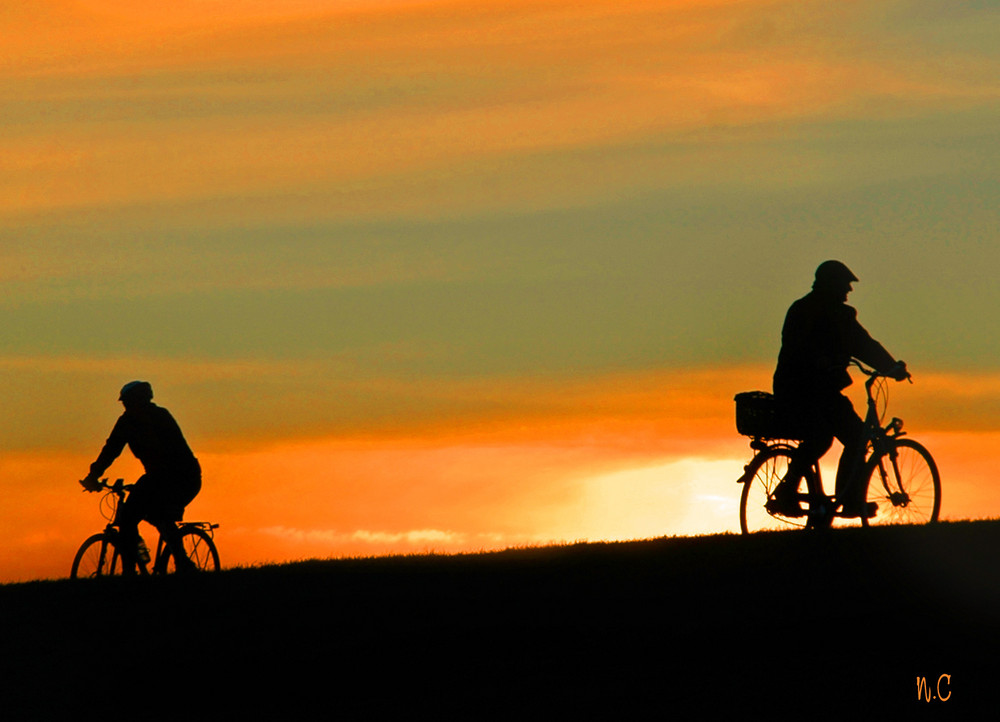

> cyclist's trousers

[
  {"left": 117, "top": 468, "right": 201, "bottom": 571},
  {"left": 779, "top": 393, "right": 865, "bottom": 502}
]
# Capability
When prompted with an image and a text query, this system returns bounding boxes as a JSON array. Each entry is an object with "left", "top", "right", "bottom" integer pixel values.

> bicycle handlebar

[
  {"left": 849, "top": 359, "right": 912, "bottom": 383},
  {"left": 80, "top": 477, "right": 130, "bottom": 494}
]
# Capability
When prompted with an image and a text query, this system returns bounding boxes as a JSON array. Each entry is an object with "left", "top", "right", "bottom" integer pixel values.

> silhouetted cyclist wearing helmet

[
  {"left": 769, "top": 261, "right": 909, "bottom": 519},
  {"left": 80, "top": 381, "right": 202, "bottom": 574}
]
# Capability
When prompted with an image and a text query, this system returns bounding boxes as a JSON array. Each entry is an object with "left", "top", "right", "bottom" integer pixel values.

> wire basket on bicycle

[{"left": 734, "top": 391, "right": 802, "bottom": 441}]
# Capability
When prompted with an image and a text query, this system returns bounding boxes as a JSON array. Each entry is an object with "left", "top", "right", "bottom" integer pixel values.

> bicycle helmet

[
  {"left": 119, "top": 380, "right": 153, "bottom": 405},
  {"left": 814, "top": 260, "right": 858, "bottom": 286}
]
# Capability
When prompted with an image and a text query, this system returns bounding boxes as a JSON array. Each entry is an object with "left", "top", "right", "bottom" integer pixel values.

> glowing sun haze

[{"left": 2, "top": 0, "right": 999, "bottom": 582}]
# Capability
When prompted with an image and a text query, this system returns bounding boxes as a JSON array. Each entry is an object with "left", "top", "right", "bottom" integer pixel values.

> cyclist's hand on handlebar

[
  {"left": 889, "top": 360, "right": 911, "bottom": 382},
  {"left": 79, "top": 475, "right": 103, "bottom": 492}
]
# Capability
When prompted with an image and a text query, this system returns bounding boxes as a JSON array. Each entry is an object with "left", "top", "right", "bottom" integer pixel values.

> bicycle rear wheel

[
  {"left": 70, "top": 533, "right": 123, "bottom": 579},
  {"left": 862, "top": 438, "right": 941, "bottom": 526},
  {"left": 161, "top": 526, "right": 220, "bottom": 573},
  {"left": 740, "top": 447, "right": 816, "bottom": 534}
]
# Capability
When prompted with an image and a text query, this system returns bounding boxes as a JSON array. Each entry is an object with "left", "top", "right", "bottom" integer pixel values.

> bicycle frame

[
  {"left": 74, "top": 478, "right": 219, "bottom": 577},
  {"left": 737, "top": 359, "right": 930, "bottom": 532},
  {"left": 841, "top": 361, "right": 910, "bottom": 494},
  {"left": 89, "top": 480, "right": 159, "bottom": 575}
]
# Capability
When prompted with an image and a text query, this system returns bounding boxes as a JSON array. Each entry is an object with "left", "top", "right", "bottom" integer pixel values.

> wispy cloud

[
  {"left": 255, "top": 525, "right": 517, "bottom": 552},
  {"left": 5, "top": 0, "right": 997, "bottom": 221},
  {"left": 0, "top": 355, "right": 770, "bottom": 453}
]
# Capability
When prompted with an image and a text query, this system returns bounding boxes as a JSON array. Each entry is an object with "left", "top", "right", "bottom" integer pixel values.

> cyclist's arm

[
  {"left": 843, "top": 307, "right": 901, "bottom": 377},
  {"left": 87, "top": 415, "right": 130, "bottom": 480}
]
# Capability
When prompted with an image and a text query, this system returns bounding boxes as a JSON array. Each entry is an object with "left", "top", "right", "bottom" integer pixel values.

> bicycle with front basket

[
  {"left": 735, "top": 360, "right": 941, "bottom": 533},
  {"left": 71, "top": 478, "right": 220, "bottom": 578}
]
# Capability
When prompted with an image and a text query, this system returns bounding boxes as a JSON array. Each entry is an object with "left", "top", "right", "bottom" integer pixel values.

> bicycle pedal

[{"left": 765, "top": 498, "right": 806, "bottom": 518}]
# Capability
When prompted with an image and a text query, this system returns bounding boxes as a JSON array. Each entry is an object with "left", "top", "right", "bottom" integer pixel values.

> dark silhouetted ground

[{"left": 3, "top": 521, "right": 998, "bottom": 719}]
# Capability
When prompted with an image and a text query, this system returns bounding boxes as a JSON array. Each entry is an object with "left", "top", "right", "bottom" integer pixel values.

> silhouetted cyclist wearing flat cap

[{"left": 769, "top": 261, "right": 909, "bottom": 519}]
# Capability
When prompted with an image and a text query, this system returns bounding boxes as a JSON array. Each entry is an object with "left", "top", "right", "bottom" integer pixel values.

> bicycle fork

[{"left": 871, "top": 448, "right": 910, "bottom": 508}]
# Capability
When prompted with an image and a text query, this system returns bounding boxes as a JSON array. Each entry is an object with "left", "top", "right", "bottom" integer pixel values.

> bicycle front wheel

[
  {"left": 862, "top": 438, "right": 941, "bottom": 526},
  {"left": 162, "top": 526, "right": 220, "bottom": 573},
  {"left": 740, "top": 447, "right": 813, "bottom": 534},
  {"left": 71, "top": 533, "right": 123, "bottom": 579}
]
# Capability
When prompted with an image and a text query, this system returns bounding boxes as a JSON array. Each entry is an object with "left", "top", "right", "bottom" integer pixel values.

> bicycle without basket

[
  {"left": 71, "top": 478, "right": 220, "bottom": 578},
  {"left": 735, "top": 360, "right": 941, "bottom": 534}
]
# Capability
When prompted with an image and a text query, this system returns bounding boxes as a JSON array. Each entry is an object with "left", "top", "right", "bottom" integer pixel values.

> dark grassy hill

[{"left": 3, "top": 521, "right": 999, "bottom": 719}]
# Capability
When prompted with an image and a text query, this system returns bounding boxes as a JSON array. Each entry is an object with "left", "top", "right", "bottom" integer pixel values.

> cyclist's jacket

[
  {"left": 773, "top": 290, "right": 896, "bottom": 402},
  {"left": 89, "top": 402, "right": 200, "bottom": 481}
]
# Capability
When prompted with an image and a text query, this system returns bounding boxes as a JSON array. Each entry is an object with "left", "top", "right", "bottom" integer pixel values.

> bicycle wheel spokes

[
  {"left": 864, "top": 439, "right": 941, "bottom": 526},
  {"left": 740, "top": 448, "right": 808, "bottom": 533},
  {"left": 71, "top": 534, "right": 124, "bottom": 579},
  {"left": 163, "top": 527, "right": 220, "bottom": 573}
]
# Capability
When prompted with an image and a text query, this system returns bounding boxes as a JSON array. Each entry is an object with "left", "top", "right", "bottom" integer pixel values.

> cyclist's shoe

[
  {"left": 839, "top": 501, "right": 878, "bottom": 519},
  {"left": 765, "top": 485, "right": 806, "bottom": 518}
]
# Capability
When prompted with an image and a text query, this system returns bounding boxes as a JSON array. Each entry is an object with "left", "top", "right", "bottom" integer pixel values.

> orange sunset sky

[{"left": 2, "top": 0, "right": 999, "bottom": 583}]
